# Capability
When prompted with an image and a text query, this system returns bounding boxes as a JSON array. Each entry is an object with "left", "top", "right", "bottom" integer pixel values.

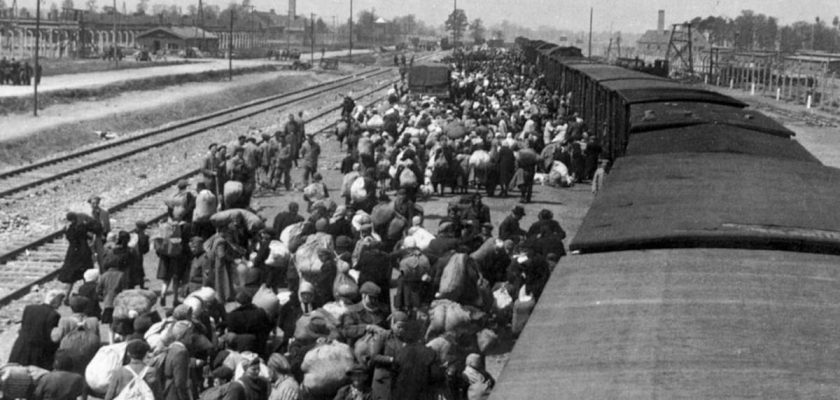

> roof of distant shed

[
  {"left": 570, "top": 152, "right": 840, "bottom": 254},
  {"left": 137, "top": 26, "right": 218, "bottom": 40},
  {"left": 625, "top": 125, "right": 818, "bottom": 162},
  {"left": 490, "top": 248, "right": 840, "bottom": 400}
]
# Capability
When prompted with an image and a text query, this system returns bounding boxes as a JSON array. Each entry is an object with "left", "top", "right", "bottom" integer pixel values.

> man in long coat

[{"left": 496, "top": 143, "right": 516, "bottom": 197}]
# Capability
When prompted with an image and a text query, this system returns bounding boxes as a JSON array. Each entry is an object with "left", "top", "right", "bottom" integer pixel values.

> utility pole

[
  {"left": 588, "top": 7, "right": 593, "bottom": 58},
  {"left": 199, "top": 0, "right": 204, "bottom": 52},
  {"left": 310, "top": 13, "right": 314, "bottom": 64},
  {"left": 229, "top": 10, "right": 234, "bottom": 81},
  {"left": 113, "top": 0, "right": 118, "bottom": 68},
  {"left": 349, "top": 0, "right": 353, "bottom": 61},
  {"left": 34, "top": 0, "right": 40, "bottom": 116}
]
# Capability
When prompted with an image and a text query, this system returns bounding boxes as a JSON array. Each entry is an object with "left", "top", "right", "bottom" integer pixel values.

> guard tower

[{"left": 666, "top": 22, "right": 694, "bottom": 75}]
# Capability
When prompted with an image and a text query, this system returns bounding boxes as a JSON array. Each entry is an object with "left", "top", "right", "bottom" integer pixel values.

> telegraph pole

[
  {"left": 588, "top": 7, "right": 593, "bottom": 58},
  {"left": 34, "top": 0, "right": 40, "bottom": 116},
  {"left": 310, "top": 13, "right": 315, "bottom": 64},
  {"left": 229, "top": 11, "right": 234, "bottom": 81},
  {"left": 349, "top": 0, "right": 353, "bottom": 61},
  {"left": 113, "top": 0, "right": 118, "bottom": 68}
]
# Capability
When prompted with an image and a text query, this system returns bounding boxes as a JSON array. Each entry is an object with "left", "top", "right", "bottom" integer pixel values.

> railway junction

[{"left": 1, "top": 12, "right": 840, "bottom": 400}]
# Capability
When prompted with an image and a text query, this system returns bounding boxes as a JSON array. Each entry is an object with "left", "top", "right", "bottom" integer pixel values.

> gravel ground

[{"left": 0, "top": 72, "right": 395, "bottom": 249}]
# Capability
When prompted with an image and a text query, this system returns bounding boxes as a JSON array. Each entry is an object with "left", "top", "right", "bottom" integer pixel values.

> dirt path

[{"left": 0, "top": 69, "right": 325, "bottom": 143}]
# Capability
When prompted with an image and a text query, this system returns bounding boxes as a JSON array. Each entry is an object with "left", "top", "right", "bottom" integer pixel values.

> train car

[
  {"left": 491, "top": 150, "right": 840, "bottom": 399},
  {"left": 491, "top": 37, "right": 840, "bottom": 399},
  {"left": 408, "top": 63, "right": 452, "bottom": 99}
]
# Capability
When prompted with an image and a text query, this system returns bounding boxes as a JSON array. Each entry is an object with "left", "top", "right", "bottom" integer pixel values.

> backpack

[
  {"left": 85, "top": 342, "right": 129, "bottom": 394},
  {"left": 59, "top": 323, "right": 100, "bottom": 369},
  {"left": 113, "top": 366, "right": 154, "bottom": 400},
  {"left": 153, "top": 221, "right": 182, "bottom": 257}
]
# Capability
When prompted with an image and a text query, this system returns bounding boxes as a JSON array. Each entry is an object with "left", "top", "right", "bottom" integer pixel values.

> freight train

[{"left": 490, "top": 38, "right": 840, "bottom": 399}]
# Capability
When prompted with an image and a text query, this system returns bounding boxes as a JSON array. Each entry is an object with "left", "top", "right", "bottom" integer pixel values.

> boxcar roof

[
  {"left": 628, "top": 102, "right": 794, "bottom": 137},
  {"left": 571, "top": 153, "right": 840, "bottom": 254},
  {"left": 625, "top": 125, "right": 819, "bottom": 162},
  {"left": 408, "top": 64, "right": 451, "bottom": 87},
  {"left": 601, "top": 79, "right": 746, "bottom": 106},
  {"left": 490, "top": 248, "right": 840, "bottom": 400},
  {"left": 546, "top": 46, "right": 584, "bottom": 58},
  {"left": 567, "top": 63, "right": 668, "bottom": 82}
]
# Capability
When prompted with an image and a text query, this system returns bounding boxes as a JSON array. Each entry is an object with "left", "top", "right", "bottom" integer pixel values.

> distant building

[
  {"left": 636, "top": 10, "right": 709, "bottom": 65},
  {"left": 136, "top": 26, "right": 219, "bottom": 52}
]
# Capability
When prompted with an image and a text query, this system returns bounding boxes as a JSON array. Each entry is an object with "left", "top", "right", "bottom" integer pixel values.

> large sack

[
  {"left": 2, "top": 365, "right": 51, "bottom": 400},
  {"left": 59, "top": 323, "right": 100, "bottom": 372},
  {"left": 398, "top": 168, "right": 418, "bottom": 188},
  {"left": 439, "top": 253, "right": 468, "bottom": 300},
  {"left": 265, "top": 240, "right": 291, "bottom": 269},
  {"left": 469, "top": 238, "right": 498, "bottom": 264},
  {"left": 301, "top": 340, "right": 356, "bottom": 396},
  {"left": 357, "top": 138, "right": 373, "bottom": 156},
  {"left": 387, "top": 215, "right": 407, "bottom": 240},
  {"left": 399, "top": 251, "right": 431, "bottom": 281},
  {"left": 85, "top": 341, "right": 129, "bottom": 394},
  {"left": 370, "top": 202, "right": 395, "bottom": 227},
  {"left": 188, "top": 287, "right": 217, "bottom": 304},
  {"left": 166, "top": 191, "right": 193, "bottom": 221},
  {"left": 512, "top": 298, "right": 536, "bottom": 334},
  {"left": 223, "top": 180, "right": 244, "bottom": 206},
  {"left": 253, "top": 285, "right": 280, "bottom": 321},
  {"left": 193, "top": 189, "right": 217, "bottom": 221},
  {"left": 469, "top": 150, "right": 491, "bottom": 169},
  {"left": 304, "top": 183, "right": 327, "bottom": 201},
  {"left": 294, "top": 310, "right": 339, "bottom": 341},
  {"left": 406, "top": 227, "right": 435, "bottom": 250},
  {"left": 476, "top": 328, "right": 498, "bottom": 353},
  {"left": 113, "top": 289, "right": 157, "bottom": 320},
  {"left": 333, "top": 272, "right": 358, "bottom": 300},
  {"left": 312, "top": 198, "right": 337, "bottom": 215},
  {"left": 341, "top": 172, "right": 360, "bottom": 198},
  {"left": 365, "top": 115, "right": 385, "bottom": 131},
  {"left": 211, "top": 209, "right": 264, "bottom": 234},
  {"left": 280, "top": 222, "right": 305, "bottom": 246},
  {"left": 153, "top": 221, "right": 183, "bottom": 257},
  {"left": 426, "top": 299, "right": 472, "bottom": 339},
  {"left": 517, "top": 148, "right": 539, "bottom": 167},
  {"left": 354, "top": 331, "right": 386, "bottom": 366},
  {"left": 295, "top": 233, "right": 334, "bottom": 277},
  {"left": 349, "top": 177, "right": 368, "bottom": 203}
]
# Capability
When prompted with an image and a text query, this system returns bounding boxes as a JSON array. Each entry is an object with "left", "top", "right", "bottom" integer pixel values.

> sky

[{"left": 18, "top": 0, "right": 840, "bottom": 34}]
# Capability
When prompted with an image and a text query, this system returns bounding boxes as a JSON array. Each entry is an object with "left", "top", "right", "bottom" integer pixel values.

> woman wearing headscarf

[{"left": 8, "top": 289, "right": 64, "bottom": 369}]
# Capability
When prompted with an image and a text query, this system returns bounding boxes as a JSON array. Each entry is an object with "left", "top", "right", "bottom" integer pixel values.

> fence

[{"left": 706, "top": 58, "right": 840, "bottom": 111}]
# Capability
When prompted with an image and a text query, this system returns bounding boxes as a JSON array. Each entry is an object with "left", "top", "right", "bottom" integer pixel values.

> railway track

[
  {"left": 0, "top": 73, "right": 401, "bottom": 307},
  {"left": 0, "top": 67, "right": 390, "bottom": 200}
]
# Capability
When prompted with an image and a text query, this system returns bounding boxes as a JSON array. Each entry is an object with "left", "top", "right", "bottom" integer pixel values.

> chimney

[
  {"left": 658, "top": 10, "right": 665, "bottom": 35},
  {"left": 288, "top": 0, "right": 296, "bottom": 20}
]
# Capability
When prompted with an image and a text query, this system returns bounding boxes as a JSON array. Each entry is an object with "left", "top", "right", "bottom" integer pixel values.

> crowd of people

[
  {"left": 1, "top": 45, "right": 600, "bottom": 400},
  {"left": 0, "top": 57, "right": 42, "bottom": 86}
]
